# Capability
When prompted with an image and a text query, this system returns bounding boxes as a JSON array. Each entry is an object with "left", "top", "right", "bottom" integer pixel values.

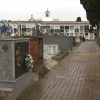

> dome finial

[
  {"left": 31, "top": 14, "right": 33, "bottom": 18},
  {"left": 42, "top": 8, "right": 53, "bottom": 21},
  {"left": 28, "top": 14, "right": 35, "bottom": 21},
  {"left": 45, "top": 8, "right": 50, "bottom": 13},
  {"left": 45, "top": 8, "right": 50, "bottom": 17}
]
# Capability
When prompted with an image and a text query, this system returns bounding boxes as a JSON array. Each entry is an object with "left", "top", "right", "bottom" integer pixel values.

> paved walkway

[{"left": 17, "top": 41, "right": 100, "bottom": 100}]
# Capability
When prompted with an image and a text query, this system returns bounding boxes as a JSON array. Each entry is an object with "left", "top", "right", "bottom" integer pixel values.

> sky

[{"left": 0, "top": 0, "right": 88, "bottom": 21}]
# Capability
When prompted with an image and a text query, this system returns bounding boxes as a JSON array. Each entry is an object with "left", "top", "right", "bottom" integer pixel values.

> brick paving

[{"left": 17, "top": 41, "right": 100, "bottom": 100}]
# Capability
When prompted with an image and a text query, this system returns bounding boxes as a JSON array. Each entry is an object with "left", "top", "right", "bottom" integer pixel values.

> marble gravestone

[{"left": 0, "top": 38, "right": 34, "bottom": 100}]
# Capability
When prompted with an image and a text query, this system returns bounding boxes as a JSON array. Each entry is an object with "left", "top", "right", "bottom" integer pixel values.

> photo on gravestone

[{"left": 15, "top": 42, "right": 29, "bottom": 79}]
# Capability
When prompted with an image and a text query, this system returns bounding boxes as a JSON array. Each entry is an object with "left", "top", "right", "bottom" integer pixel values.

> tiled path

[{"left": 17, "top": 41, "right": 100, "bottom": 100}]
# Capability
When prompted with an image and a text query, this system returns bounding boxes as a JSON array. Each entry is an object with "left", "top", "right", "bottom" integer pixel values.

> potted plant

[{"left": 0, "top": 20, "right": 13, "bottom": 38}]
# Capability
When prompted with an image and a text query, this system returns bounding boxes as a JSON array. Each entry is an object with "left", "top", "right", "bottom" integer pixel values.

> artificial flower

[{"left": 24, "top": 54, "right": 34, "bottom": 71}]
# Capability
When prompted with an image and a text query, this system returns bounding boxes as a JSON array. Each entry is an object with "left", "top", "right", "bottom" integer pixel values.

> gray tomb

[{"left": 0, "top": 38, "right": 34, "bottom": 100}]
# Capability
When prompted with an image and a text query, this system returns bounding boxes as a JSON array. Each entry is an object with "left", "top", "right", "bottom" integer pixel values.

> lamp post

[
  {"left": 17, "top": 20, "right": 21, "bottom": 36},
  {"left": 34, "top": 19, "right": 38, "bottom": 29},
  {"left": 31, "top": 15, "right": 38, "bottom": 29},
  {"left": 31, "top": 15, "right": 41, "bottom": 36}
]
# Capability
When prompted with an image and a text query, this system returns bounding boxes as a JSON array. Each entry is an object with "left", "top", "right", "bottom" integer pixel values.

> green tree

[
  {"left": 80, "top": 0, "right": 100, "bottom": 26},
  {"left": 76, "top": 17, "right": 82, "bottom": 22},
  {"left": 80, "top": 0, "right": 100, "bottom": 37}
]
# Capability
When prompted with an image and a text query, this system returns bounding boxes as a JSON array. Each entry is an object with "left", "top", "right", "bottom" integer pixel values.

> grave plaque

[{"left": 15, "top": 42, "right": 29, "bottom": 79}]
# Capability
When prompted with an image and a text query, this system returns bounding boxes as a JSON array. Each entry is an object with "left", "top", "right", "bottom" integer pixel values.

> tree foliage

[
  {"left": 80, "top": 0, "right": 100, "bottom": 27},
  {"left": 76, "top": 17, "right": 82, "bottom": 22}
]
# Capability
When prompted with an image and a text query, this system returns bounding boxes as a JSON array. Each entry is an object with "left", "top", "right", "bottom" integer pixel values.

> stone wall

[{"left": 42, "top": 36, "right": 73, "bottom": 50}]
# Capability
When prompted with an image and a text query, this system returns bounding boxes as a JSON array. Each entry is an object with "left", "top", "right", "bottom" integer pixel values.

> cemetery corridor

[{"left": 17, "top": 41, "right": 100, "bottom": 100}]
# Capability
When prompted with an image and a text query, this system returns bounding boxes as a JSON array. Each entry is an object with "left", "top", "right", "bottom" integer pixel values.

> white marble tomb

[{"left": 43, "top": 44, "right": 61, "bottom": 64}]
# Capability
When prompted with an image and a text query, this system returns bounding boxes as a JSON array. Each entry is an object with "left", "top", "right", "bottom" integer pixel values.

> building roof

[
  {"left": 41, "top": 21, "right": 89, "bottom": 24},
  {"left": 10, "top": 21, "right": 41, "bottom": 24},
  {"left": 11, "top": 9, "right": 89, "bottom": 25},
  {"left": 36, "top": 19, "right": 42, "bottom": 21},
  {"left": 10, "top": 21, "right": 89, "bottom": 24},
  {"left": 53, "top": 19, "right": 59, "bottom": 21}
]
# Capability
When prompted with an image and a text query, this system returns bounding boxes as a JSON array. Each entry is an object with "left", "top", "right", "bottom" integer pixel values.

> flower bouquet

[
  {"left": 24, "top": 54, "right": 34, "bottom": 71},
  {"left": 0, "top": 20, "right": 13, "bottom": 38}
]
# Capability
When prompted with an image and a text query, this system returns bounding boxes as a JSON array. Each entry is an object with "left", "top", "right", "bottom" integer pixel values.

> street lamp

[
  {"left": 30, "top": 15, "right": 38, "bottom": 29},
  {"left": 34, "top": 19, "right": 38, "bottom": 29},
  {"left": 17, "top": 20, "right": 21, "bottom": 36}
]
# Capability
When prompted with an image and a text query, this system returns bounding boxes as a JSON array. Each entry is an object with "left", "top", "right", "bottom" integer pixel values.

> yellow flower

[
  {"left": 30, "top": 56, "right": 32, "bottom": 59},
  {"left": 5, "top": 24, "right": 8, "bottom": 27},
  {"left": 25, "top": 57, "right": 28, "bottom": 61},
  {"left": 29, "top": 60, "right": 33, "bottom": 63},
  {"left": 0, "top": 23, "right": 2, "bottom": 26}
]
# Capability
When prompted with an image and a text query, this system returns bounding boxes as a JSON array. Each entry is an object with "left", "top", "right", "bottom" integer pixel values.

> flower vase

[
  {"left": 0, "top": 33, "right": 5, "bottom": 39},
  {"left": 2, "top": 33, "right": 6, "bottom": 38},
  {"left": 0, "top": 34, "right": 2, "bottom": 38},
  {"left": 1, "top": 33, "right": 11, "bottom": 39}
]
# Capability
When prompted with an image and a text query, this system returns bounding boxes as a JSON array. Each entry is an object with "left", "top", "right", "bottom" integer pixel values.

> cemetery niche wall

[{"left": 0, "top": 38, "right": 34, "bottom": 100}]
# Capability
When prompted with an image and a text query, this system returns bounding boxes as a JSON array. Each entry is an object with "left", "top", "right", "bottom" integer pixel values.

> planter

[{"left": 0, "top": 33, "right": 11, "bottom": 39}]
